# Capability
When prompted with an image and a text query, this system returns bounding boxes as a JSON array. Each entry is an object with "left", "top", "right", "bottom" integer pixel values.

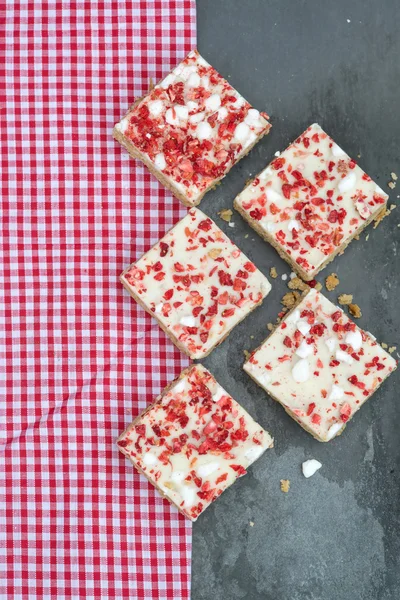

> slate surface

[{"left": 192, "top": 1, "right": 400, "bottom": 598}]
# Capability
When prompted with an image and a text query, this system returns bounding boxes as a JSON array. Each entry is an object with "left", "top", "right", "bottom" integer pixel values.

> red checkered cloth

[{"left": 0, "top": 2, "right": 196, "bottom": 599}]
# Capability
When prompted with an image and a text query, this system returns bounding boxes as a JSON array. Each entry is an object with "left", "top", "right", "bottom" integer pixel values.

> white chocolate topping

[
  {"left": 118, "top": 364, "right": 273, "bottom": 521},
  {"left": 244, "top": 289, "right": 396, "bottom": 442},
  {"left": 115, "top": 50, "right": 270, "bottom": 206},
  {"left": 235, "top": 123, "right": 388, "bottom": 277},
  {"left": 122, "top": 208, "right": 271, "bottom": 359}
]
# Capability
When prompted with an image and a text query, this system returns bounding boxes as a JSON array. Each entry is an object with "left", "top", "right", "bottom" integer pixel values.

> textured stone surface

[{"left": 193, "top": 1, "right": 400, "bottom": 598}]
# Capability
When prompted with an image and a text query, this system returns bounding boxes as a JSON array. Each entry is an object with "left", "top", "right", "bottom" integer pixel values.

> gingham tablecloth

[{"left": 0, "top": 2, "right": 196, "bottom": 598}]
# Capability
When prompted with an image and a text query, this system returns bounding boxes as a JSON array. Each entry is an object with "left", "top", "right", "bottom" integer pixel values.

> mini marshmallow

[
  {"left": 328, "top": 384, "right": 344, "bottom": 402},
  {"left": 204, "top": 93, "right": 221, "bottom": 112},
  {"left": 295, "top": 340, "right": 313, "bottom": 359},
  {"left": 154, "top": 153, "right": 167, "bottom": 170},
  {"left": 338, "top": 172, "right": 356, "bottom": 193},
  {"left": 302, "top": 459, "right": 322, "bottom": 478},
  {"left": 187, "top": 72, "right": 201, "bottom": 87},
  {"left": 266, "top": 188, "right": 284, "bottom": 203},
  {"left": 197, "top": 462, "right": 220, "bottom": 478},
  {"left": 180, "top": 315, "right": 196, "bottom": 327},
  {"left": 148, "top": 99, "right": 164, "bottom": 117},
  {"left": 291, "top": 358, "right": 310, "bottom": 383},
  {"left": 244, "top": 445, "right": 264, "bottom": 462},
  {"left": 326, "top": 422, "right": 343, "bottom": 440},
  {"left": 143, "top": 453, "right": 158, "bottom": 466},
  {"left": 335, "top": 349, "right": 354, "bottom": 365},
  {"left": 345, "top": 329, "right": 362, "bottom": 352},
  {"left": 297, "top": 320, "right": 311, "bottom": 336},
  {"left": 196, "top": 121, "right": 213, "bottom": 140},
  {"left": 234, "top": 122, "right": 251, "bottom": 143},
  {"left": 324, "top": 337, "right": 336, "bottom": 353},
  {"left": 288, "top": 219, "right": 300, "bottom": 232}
]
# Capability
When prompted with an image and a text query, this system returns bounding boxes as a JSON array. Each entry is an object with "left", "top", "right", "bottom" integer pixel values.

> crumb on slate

[
  {"left": 280, "top": 479, "right": 290, "bottom": 493},
  {"left": 381, "top": 342, "right": 388, "bottom": 349},
  {"left": 389, "top": 346, "right": 397, "bottom": 354},
  {"left": 267, "top": 322, "right": 274, "bottom": 331},
  {"left": 391, "top": 172, "right": 398, "bottom": 181},
  {"left": 243, "top": 349, "right": 250, "bottom": 360},
  {"left": 388, "top": 181, "right": 396, "bottom": 190},
  {"left": 374, "top": 206, "right": 391, "bottom": 229},
  {"left": 270, "top": 267, "right": 278, "bottom": 279},
  {"left": 338, "top": 293, "right": 353, "bottom": 305},
  {"left": 281, "top": 291, "right": 300, "bottom": 308},
  {"left": 349, "top": 303, "right": 362, "bottom": 318},
  {"left": 288, "top": 276, "right": 309, "bottom": 292},
  {"left": 325, "top": 273, "right": 340, "bottom": 291},
  {"left": 245, "top": 233, "right": 249, "bottom": 239},
  {"left": 249, "top": 521, "right": 254, "bottom": 527},
  {"left": 218, "top": 208, "right": 233, "bottom": 222},
  {"left": 314, "top": 281, "right": 322, "bottom": 291}
]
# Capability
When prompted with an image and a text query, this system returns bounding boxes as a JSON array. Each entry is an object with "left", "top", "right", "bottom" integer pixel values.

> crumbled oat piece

[
  {"left": 389, "top": 346, "right": 396, "bottom": 354},
  {"left": 228, "top": 222, "right": 235, "bottom": 228},
  {"left": 250, "top": 335, "right": 254, "bottom": 339},
  {"left": 388, "top": 181, "right": 396, "bottom": 190},
  {"left": 374, "top": 206, "right": 391, "bottom": 229},
  {"left": 338, "top": 293, "right": 353, "bottom": 305},
  {"left": 281, "top": 291, "right": 300, "bottom": 308},
  {"left": 280, "top": 479, "right": 290, "bottom": 493},
  {"left": 249, "top": 521, "right": 255, "bottom": 527},
  {"left": 390, "top": 204, "right": 397, "bottom": 211},
  {"left": 288, "top": 276, "right": 309, "bottom": 292},
  {"left": 365, "top": 234, "right": 370, "bottom": 241},
  {"left": 315, "top": 281, "right": 322, "bottom": 291},
  {"left": 244, "top": 233, "right": 249, "bottom": 239},
  {"left": 348, "top": 303, "right": 362, "bottom": 318},
  {"left": 381, "top": 342, "right": 388, "bottom": 349},
  {"left": 267, "top": 322, "right": 274, "bottom": 331},
  {"left": 243, "top": 349, "right": 250, "bottom": 360},
  {"left": 391, "top": 172, "right": 398, "bottom": 181},
  {"left": 270, "top": 267, "right": 278, "bottom": 279},
  {"left": 218, "top": 208, "right": 233, "bottom": 222},
  {"left": 208, "top": 248, "right": 222, "bottom": 259},
  {"left": 325, "top": 273, "right": 340, "bottom": 291}
]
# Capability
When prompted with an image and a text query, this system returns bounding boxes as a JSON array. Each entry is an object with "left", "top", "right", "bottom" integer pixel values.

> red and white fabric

[{"left": 0, "top": 2, "right": 196, "bottom": 598}]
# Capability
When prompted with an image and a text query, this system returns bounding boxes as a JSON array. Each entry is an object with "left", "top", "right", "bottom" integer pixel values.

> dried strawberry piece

[
  {"left": 152, "top": 424, "right": 162, "bottom": 437},
  {"left": 283, "top": 336, "right": 292, "bottom": 348},
  {"left": 117, "top": 439, "right": 129, "bottom": 448},
  {"left": 309, "top": 323, "right": 326, "bottom": 337},
  {"left": 282, "top": 183, "right": 292, "bottom": 199},
  {"left": 302, "top": 136, "right": 310, "bottom": 148},
  {"left": 229, "top": 464, "right": 247, "bottom": 476},
  {"left": 311, "top": 413, "right": 321, "bottom": 425},
  {"left": 163, "top": 289, "right": 174, "bottom": 301},
  {"left": 244, "top": 261, "right": 256, "bottom": 272},
  {"left": 339, "top": 402, "right": 352, "bottom": 422},
  {"left": 222, "top": 308, "right": 235, "bottom": 318},
  {"left": 159, "top": 242, "right": 169, "bottom": 257},
  {"left": 250, "top": 207, "right": 263, "bottom": 220},
  {"left": 272, "top": 157, "right": 286, "bottom": 170},
  {"left": 348, "top": 375, "right": 365, "bottom": 389},
  {"left": 191, "top": 470, "right": 203, "bottom": 488},
  {"left": 215, "top": 473, "right": 228, "bottom": 485},
  {"left": 329, "top": 359, "right": 340, "bottom": 367},
  {"left": 218, "top": 270, "right": 234, "bottom": 286},
  {"left": 134, "top": 424, "right": 146, "bottom": 436},
  {"left": 197, "top": 218, "right": 213, "bottom": 232},
  {"left": 306, "top": 403, "right": 316, "bottom": 416},
  {"left": 331, "top": 311, "right": 341, "bottom": 322},
  {"left": 153, "top": 261, "right": 163, "bottom": 272}
]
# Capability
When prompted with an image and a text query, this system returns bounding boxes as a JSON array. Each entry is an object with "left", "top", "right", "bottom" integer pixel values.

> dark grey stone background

[{"left": 192, "top": 1, "right": 400, "bottom": 599}]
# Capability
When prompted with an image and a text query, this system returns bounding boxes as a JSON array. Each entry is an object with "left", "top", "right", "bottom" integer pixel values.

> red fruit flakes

[{"left": 339, "top": 402, "right": 352, "bottom": 423}]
